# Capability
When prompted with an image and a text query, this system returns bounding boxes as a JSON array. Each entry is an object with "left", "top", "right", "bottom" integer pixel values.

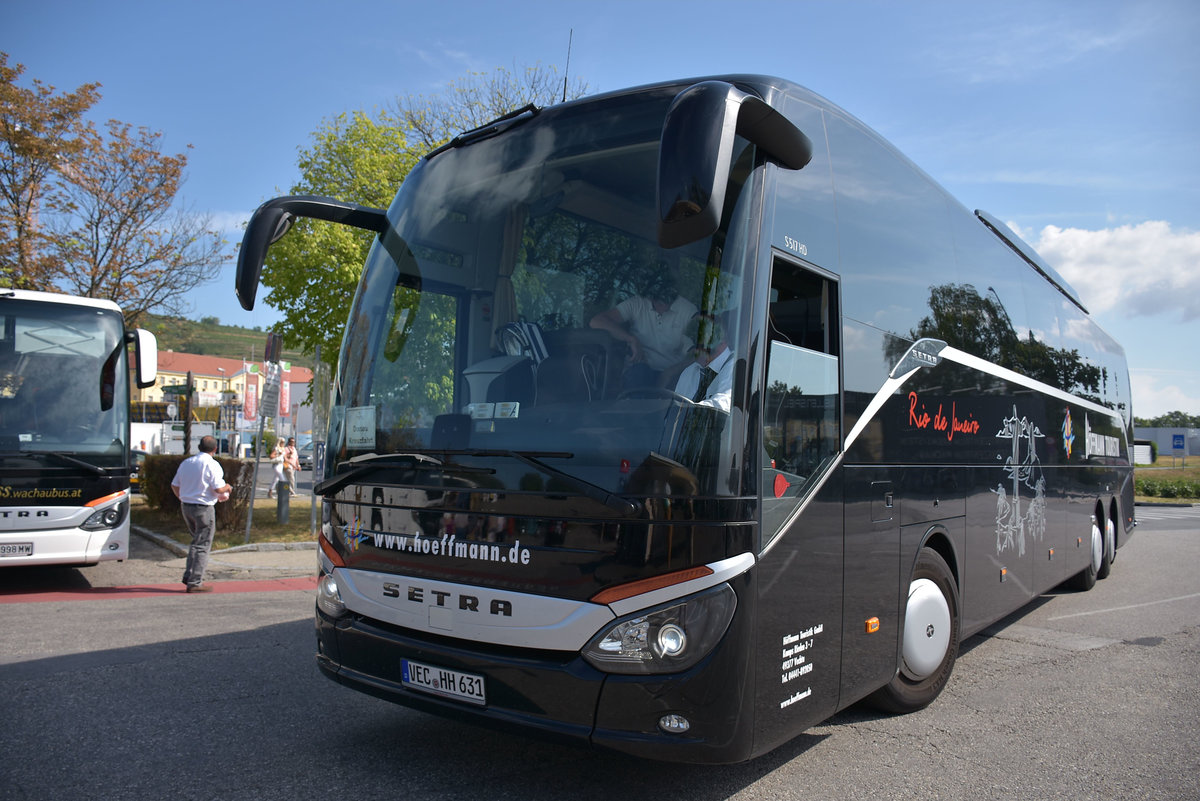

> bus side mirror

[
  {"left": 133, "top": 328, "right": 158, "bottom": 389},
  {"left": 236, "top": 195, "right": 390, "bottom": 310},
  {"left": 657, "top": 81, "right": 813, "bottom": 249}
]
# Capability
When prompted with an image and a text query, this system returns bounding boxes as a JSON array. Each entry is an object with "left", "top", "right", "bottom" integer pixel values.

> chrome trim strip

[
  {"left": 336, "top": 568, "right": 614, "bottom": 651},
  {"left": 334, "top": 552, "right": 756, "bottom": 651}
]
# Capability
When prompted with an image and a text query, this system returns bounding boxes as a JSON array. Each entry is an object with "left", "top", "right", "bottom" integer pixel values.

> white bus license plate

[
  {"left": 0, "top": 543, "right": 33, "bottom": 557},
  {"left": 401, "top": 659, "right": 486, "bottom": 706}
]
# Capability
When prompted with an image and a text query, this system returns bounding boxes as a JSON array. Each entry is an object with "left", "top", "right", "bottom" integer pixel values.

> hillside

[{"left": 141, "top": 313, "right": 312, "bottom": 368}]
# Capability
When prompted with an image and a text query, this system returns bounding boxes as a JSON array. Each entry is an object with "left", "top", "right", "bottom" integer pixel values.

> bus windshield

[
  {"left": 0, "top": 298, "right": 130, "bottom": 466},
  {"left": 328, "top": 87, "right": 759, "bottom": 499}
]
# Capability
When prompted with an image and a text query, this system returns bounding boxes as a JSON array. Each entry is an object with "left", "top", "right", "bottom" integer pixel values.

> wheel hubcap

[
  {"left": 901, "top": 578, "right": 951, "bottom": 680},
  {"left": 1090, "top": 522, "right": 1103, "bottom": 573}
]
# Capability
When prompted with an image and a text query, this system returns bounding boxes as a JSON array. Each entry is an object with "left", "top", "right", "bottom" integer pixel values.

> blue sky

[{"left": 6, "top": 0, "right": 1198, "bottom": 418}]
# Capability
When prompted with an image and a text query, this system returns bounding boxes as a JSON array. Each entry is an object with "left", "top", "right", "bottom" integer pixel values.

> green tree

[
  {"left": 260, "top": 109, "right": 420, "bottom": 366},
  {"left": 1135, "top": 411, "right": 1200, "bottom": 428},
  {"left": 0, "top": 53, "right": 99, "bottom": 288},
  {"left": 260, "top": 64, "right": 590, "bottom": 367}
]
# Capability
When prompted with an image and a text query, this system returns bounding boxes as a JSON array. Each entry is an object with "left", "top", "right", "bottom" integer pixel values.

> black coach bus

[{"left": 236, "top": 75, "right": 1133, "bottom": 763}]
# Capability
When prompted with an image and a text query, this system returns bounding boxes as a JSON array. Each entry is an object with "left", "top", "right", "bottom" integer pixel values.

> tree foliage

[
  {"left": 260, "top": 64, "right": 589, "bottom": 367},
  {"left": 395, "top": 64, "right": 588, "bottom": 150},
  {"left": 0, "top": 53, "right": 99, "bottom": 287},
  {"left": 46, "top": 120, "right": 227, "bottom": 324},
  {"left": 1135, "top": 411, "right": 1200, "bottom": 428},
  {"left": 0, "top": 53, "right": 226, "bottom": 324},
  {"left": 260, "top": 109, "right": 420, "bottom": 366}
]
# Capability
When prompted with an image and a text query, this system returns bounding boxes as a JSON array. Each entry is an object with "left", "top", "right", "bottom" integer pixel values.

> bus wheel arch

[{"left": 868, "top": 544, "right": 960, "bottom": 714}]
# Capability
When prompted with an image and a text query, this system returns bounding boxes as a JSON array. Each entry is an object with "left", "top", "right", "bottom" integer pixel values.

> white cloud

[
  {"left": 207, "top": 210, "right": 252, "bottom": 237},
  {"left": 924, "top": 16, "right": 1140, "bottom": 85},
  {"left": 1131, "top": 368, "right": 1200, "bottom": 419},
  {"left": 1026, "top": 221, "right": 1200, "bottom": 322}
]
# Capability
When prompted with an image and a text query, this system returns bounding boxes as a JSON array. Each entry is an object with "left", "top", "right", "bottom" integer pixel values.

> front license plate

[
  {"left": 0, "top": 543, "right": 33, "bottom": 557},
  {"left": 401, "top": 659, "right": 486, "bottom": 706}
]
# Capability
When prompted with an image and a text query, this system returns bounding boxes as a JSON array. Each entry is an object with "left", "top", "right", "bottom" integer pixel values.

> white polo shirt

[{"left": 171, "top": 452, "right": 225, "bottom": 506}]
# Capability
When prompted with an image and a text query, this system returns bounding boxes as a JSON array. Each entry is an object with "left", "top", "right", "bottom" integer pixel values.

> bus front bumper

[{"left": 315, "top": 604, "right": 756, "bottom": 763}]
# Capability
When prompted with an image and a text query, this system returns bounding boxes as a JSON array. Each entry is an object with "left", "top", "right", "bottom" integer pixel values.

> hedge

[
  {"left": 1135, "top": 477, "right": 1200, "bottom": 500},
  {"left": 140, "top": 454, "right": 256, "bottom": 532}
]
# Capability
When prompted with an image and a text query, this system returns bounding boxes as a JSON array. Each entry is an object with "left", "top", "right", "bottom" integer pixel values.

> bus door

[{"left": 753, "top": 255, "right": 845, "bottom": 747}]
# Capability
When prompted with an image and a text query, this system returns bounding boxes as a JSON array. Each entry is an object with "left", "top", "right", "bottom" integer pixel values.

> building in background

[
  {"left": 1133, "top": 426, "right": 1197, "bottom": 461},
  {"left": 129, "top": 351, "right": 313, "bottom": 454}
]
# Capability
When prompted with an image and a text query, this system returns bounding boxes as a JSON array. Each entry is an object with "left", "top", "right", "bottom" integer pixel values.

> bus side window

[{"left": 763, "top": 257, "right": 841, "bottom": 536}]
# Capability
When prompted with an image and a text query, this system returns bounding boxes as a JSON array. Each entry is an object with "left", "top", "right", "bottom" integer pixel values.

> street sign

[
  {"left": 261, "top": 362, "right": 281, "bottom": 414},
  {"left": 1173, "top": 434, "right": 1186, "bottom": 451}
]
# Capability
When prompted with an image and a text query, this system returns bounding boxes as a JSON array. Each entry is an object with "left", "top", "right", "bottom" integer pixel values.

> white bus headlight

[
  {"left": 583, "top": 584, "right": 736, "bottom": 674},
  {"left": 82, "top": 500, "right": 127, "bottom": 531}
]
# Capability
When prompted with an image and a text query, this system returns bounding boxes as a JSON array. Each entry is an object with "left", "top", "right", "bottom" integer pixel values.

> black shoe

[{"left": 186, "top": 584, "right": 213, "bottom": 593}]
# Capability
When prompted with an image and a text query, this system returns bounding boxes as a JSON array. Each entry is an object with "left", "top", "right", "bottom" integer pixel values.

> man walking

[{"left": 171, "top": 435, "right": 232, "bottom": 593}]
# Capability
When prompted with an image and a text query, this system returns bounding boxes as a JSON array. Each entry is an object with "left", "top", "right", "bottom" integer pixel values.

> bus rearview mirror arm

[
  {"left": 236, "top": 195, "right": 389, "bottom": 310},
  {"left": 657, "top": 81, "right": 813, "bottom": 249}
]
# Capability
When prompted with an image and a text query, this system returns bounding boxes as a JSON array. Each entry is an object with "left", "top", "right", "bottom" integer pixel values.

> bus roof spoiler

[
  {"left": 236, "top": 195, "right": 388, "bottom": 310},
  {"left": 658, "top": 81, "right": 813, "bottom": 249}
]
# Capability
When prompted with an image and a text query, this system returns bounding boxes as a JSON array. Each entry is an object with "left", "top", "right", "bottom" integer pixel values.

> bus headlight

[
  {"left": 82, "top": 500, "right": 127, "bottom": 531},
  {"left": 316, "top": 572, "right": 347, "bottom": 618},
  {"left": 583, "top": 584, "right": 736, "bottom": 674}
]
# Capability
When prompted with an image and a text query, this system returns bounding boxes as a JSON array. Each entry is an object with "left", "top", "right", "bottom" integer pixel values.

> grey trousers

[{"left": 181, "top": 503, "right": 217, "bottom": 587}]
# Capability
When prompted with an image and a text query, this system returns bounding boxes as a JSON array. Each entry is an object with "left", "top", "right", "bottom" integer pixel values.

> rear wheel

[
  {"left": 1097, "top": 515, "right": 1116, "bottom": 580},
  {"left": 1069, "top": 517, "right": 1103, "bottom": 591},
  {"left": 869, "top": 547, "right": 960, "bottom": 713}
]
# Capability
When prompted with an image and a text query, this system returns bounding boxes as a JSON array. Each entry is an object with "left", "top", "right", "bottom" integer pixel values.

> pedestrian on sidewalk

[
  {"left": 282, "top": 436, "right": 300, "bottom": 496},
  {"left": 267, "top": 441, "right": 286, "bottom": 498},
  {"left": 171, "top": 435, "right": 232, "bottom": 593}
]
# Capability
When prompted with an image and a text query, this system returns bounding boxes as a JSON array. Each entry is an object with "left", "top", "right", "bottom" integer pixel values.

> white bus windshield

[{"left": 0, "top": 299, "right": 129, "bottom": 466}]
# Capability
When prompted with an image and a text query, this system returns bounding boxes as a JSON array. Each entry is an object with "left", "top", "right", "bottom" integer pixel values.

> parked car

[
  {"left": 130, "top": 449, "right": 149, "bottom": 493},
  {"left": 297, "top": 440, "right": 314, "bottom": 470}
]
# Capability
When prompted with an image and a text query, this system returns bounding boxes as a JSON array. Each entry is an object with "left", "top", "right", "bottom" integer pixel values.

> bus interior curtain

[{"left": 490, "top": 205, "right": 527, "bottom": 350}]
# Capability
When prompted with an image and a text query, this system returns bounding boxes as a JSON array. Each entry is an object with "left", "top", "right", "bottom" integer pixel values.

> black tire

[
  {"left": 1069, "top": 517, "right": 1102, "bottom": 591},
  {"left": 1097, "top": 514, "right": 1116, "bottom": 580},
  {"left": 869, "top": 547, "right": 960, "bottom": 714}
]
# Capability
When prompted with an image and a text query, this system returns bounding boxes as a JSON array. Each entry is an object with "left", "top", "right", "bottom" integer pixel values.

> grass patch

[
  {"left": 131, "top": 494, "right": 319, "bottom": 551},
  {"left": 1135, "top": 458, "right": 1200, "bottom": 503}
]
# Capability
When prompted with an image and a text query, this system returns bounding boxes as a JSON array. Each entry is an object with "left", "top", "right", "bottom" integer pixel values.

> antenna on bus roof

[{"left": 562, "top": 28, "right": 573, "bottom": 103}]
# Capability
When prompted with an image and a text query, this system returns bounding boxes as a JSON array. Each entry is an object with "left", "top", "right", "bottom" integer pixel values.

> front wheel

[{"left": 869, "top": 547, "right": 960, "bottom": 713}]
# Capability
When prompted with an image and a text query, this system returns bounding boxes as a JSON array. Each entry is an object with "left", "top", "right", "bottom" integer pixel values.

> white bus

[{"left": 0, "top": 289, "right": 157, "bottom": 566}]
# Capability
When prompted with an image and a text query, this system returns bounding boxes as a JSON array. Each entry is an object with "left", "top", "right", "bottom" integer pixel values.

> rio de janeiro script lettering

[{"left": 908, "top": 391, "right": 981, "bottom": 442}]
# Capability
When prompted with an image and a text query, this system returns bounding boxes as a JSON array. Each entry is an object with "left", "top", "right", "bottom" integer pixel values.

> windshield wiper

[
  {"left": 427, "top": 104, "right": 540, "bottom": 159},
  {"left": 23, "top": 451, "right": 108, "bottom": 476},
  {"left": 313, "top": 453, "right": 492, "bottom": 497},
  {"left": 316, "top": 449, "right": 639, "bottom": 518}
]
